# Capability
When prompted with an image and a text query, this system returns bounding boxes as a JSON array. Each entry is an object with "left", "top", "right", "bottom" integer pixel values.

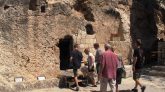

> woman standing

[
  {"left": 116, "top": 53, "right": 125, "bottom": 92},
  {"left": 111, "top": 47, "right": 125, "bottom": 92},
  {"left": 84, "top": 48, "right": 97, "bottom": 87}
]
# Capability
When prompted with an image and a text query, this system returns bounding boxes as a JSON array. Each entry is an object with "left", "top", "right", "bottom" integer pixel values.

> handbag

[
  {"left": 121, "top": 68, "right": 126, "bottom": 78},
  {"left": 120, "top": 56, "right": 126, "bottom": 78}
]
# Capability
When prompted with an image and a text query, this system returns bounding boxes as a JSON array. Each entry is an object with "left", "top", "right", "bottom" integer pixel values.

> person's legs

[
  {"left": 116, "top": 68, "right": 122, "bottom": 92},
  {"left": 132, "top": 71, "right": 139, "bottom": 92},
  {"left": 135, "top": 79, "right": 142, "bottom": 87},
  {"left": 109, "top": 79, "right": 116, "bottom": 92},
  {"left": 116, "top": 84, "right": 119, "bottom": 92},
  {"left": 91, "top": 77, "right": 97, "bottom": 86},
  {"left": 134, "top": 80, "right": 138, "bottom": 89},
  {"left": 74, "top": 76, "right": 79, "bottom": 86},
  {"left": 133, "top": 79, "right": 146, "bottom": 92},
  {"left": 132, "top": 70, "right": 146, "bottom": 92},
  {"left": 89, "top": 72, "right": 97, "bottom": 86},
  {"left": 73, "top": 69, "right": 79, "bottom": 91},
  {"left": 100, "top": 77, "right": 108, "bottom": 92},
  {"left": 96, "top": 63, "right": 100, "bottom": 83}
]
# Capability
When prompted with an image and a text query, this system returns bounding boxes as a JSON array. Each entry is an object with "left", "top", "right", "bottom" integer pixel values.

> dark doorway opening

[
  {"left": 57, "top": 35, "right": 74, "bottom": 70},
  {"left": 41, "top": 5, "right": 46, "bottom": 13},
  {"left": 85, "top": 24, "right": 95, "bottom": 35}
]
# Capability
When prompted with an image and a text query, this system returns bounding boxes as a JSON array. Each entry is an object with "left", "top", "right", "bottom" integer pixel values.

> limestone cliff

[{"left": 0, "top": 0, "right": 164, "bottom": 91}]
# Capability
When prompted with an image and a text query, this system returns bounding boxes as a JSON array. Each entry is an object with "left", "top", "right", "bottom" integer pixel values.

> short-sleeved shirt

[
  {"left": 71, "top": 50, "right": 83, "bottom": 69},
  {"left": 87, "top": 53, "right": 95, "bottom": 67},
  {"left": 95, "top": 49, "right": 103, "bottom": 64},
  {"left": 133, "top": 48, "right": 144, "bottom": 69},
  {"left": 116, "top": 53, "right": 123, "bottom": 68},
  {"left": 101, "top": 50, "right": 118, "bottom": 79}
]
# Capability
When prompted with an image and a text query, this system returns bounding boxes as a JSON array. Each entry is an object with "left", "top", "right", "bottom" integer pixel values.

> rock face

[
  {"left": 0, "top": 0, "right": 164, "bottom": 90},
  {"left": 130, "top": 0, "right": 165, "bottom": 65}
]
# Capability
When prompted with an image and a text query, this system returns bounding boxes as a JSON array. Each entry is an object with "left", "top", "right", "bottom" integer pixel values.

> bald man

[{"left": 99, "top": 44, "right": 119, "bottom": 92}]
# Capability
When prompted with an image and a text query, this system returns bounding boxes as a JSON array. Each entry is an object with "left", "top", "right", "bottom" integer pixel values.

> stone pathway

[{"left": 22, "top": 75, "right": 165, "bottom": 92}]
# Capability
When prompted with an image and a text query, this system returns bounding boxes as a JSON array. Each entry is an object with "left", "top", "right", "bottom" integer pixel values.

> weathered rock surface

[{"left": 0, "top": 0, "right": 164, "bottom": 91}]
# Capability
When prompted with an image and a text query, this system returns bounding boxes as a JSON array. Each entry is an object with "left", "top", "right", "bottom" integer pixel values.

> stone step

[
  {"left": 124, "top": 65, "right": 133, "bottom": 78},
  {"left": 146, "top": 70, "right": 165, "bottom": 77},
  {"left": 152, "top": 66, "right": 165, "bottom": 72}
]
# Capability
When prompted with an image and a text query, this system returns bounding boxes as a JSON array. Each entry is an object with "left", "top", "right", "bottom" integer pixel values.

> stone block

[
  {"left": 83, "top": 44, "right": 89, "bottom": 48},
  {"left": 124, "top": 65, "right": 133, "bottom": 78},
  {"left": 93, "top": 39, "right": 97, "bottom": 43},
  {"left": 81, "top": 35, "right": 86, "bottom": 39},
  {"left": 80, "top": 39, "right": 86, "bottom": 44},
  {"left": 80, "top": 31, "right": 86, "bottom": 35},
  {"left": 72, "top": 35, "right": 77, "bottom": 40},
  {"left": 86, "top": 35, "right": 96, "bottom": 39},
  {"left": 76, "top": 39, "right": 81, "bottom": 44},
  {"left": 86, "top": 39, "right": 94, "bottom": 44},
  {"left": 79, "top": 44, "right": 85, "bottom": 48},
  {"left": 77, "top": 35, "right": 82, "bottom": 40}
]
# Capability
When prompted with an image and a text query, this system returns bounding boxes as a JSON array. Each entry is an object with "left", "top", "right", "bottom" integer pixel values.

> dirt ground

[{"left": 22, "top": 75, "right": 165, "bottom": 92}]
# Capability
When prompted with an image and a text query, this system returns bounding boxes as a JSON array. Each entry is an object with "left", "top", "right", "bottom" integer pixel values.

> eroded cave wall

[
  {"left": 130, "top": 0, "right": 158, "bottom": 47},
  {"left": 130, "top": 0, "right": 165, "bottom": 65},
  {"left": 0, "top": 0, "right": 132, "bottom": 83}
]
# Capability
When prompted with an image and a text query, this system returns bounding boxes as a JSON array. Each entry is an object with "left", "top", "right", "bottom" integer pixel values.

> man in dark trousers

[
  {"left": 93, "top": 43, "right": 103, "bottom": 84},
  {"left": 132, "top": 40, "right": 146, "bottom": 92},
  {"left": 70, "top": 44, "right": 83, "bottom": 91}
]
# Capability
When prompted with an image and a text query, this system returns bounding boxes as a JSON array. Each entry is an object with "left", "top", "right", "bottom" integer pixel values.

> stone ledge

[
  {"left": 124, "top": 65, "right": 133, "bottom": 78},
  {"left": 0, "top": 78, "right": 59, "bottom": 92}
]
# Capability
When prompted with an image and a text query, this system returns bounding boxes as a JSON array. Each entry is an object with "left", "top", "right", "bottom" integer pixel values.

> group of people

[{"left": 70, "top": 40, "right": 146, "bottom": 92}]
